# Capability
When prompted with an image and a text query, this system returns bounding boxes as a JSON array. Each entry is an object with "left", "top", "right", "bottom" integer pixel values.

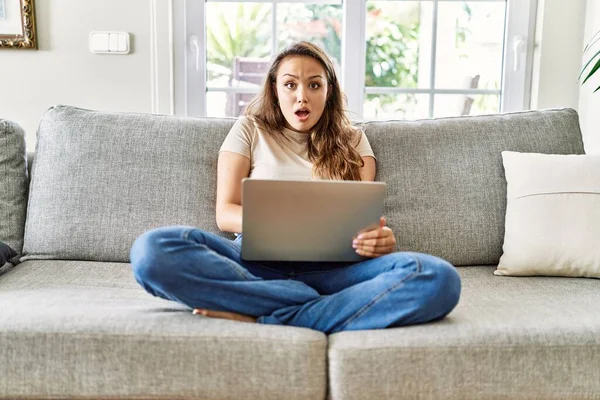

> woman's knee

[
  {"left": 129, "top": 226, "right": 191, "bottom": 285},
  {"left": 412, "top": 253, "right": 462, "bottom": 315}
]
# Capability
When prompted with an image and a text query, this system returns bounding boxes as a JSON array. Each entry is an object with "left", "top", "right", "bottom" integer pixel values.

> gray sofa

[{"left": 1, "top": 105, "right": 599, "bottom": 400}]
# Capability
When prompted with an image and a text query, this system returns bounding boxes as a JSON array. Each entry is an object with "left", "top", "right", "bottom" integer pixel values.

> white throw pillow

[{"left": 495, "top": 151, "right": 600, "bottom": 278}]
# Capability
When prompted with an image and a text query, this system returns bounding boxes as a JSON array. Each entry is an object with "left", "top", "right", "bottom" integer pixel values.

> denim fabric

[{"left": 130, "top": 226, "right": 461, "bottom": 334}]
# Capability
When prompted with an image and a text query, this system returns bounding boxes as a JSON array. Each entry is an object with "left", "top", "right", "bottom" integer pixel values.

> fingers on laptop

[
  {"left": 354, "top": 241, "right": 395, "bottom": 257},
  {"left": 355, "top": 245, "right": 395, "bottom": 257},
  {"left": 353, "top": 224, "right": 397, "bottom": 257}
]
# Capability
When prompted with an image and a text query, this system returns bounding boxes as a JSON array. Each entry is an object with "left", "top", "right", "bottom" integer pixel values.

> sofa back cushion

[
  {"left": 22, "top": 106, "right": 234, "bottom": 263},
  {"left": 360, "top": 108, "right": 584, "bottom": 266},
  {"left": 0, "top": 120, "right": 28, "bottom": 258},
  {"left": 23, "top": 106, "right": 585, "bottom": 265}
]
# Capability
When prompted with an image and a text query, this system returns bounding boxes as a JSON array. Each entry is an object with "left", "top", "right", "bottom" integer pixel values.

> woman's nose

[{"left": 296, "top": 87, "right": 307, "bottom": 103}]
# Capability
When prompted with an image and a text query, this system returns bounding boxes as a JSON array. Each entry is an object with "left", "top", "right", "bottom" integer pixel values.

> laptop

[{"left": 241, "top": 179, "right": 386, "bottom": 262}]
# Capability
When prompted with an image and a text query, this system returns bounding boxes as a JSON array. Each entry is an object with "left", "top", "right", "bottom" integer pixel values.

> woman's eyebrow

[{"left": 282, "top": 73, "right": 324, "bottom": 79}]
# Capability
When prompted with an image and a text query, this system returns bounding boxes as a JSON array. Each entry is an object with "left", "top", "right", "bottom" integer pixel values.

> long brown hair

[{"left": 245, "top": 41, "right": 364, "bottom": 181}]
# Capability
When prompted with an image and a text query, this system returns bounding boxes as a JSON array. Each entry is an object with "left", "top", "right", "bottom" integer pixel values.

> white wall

[
  {"left": 578, "top": 0, "right": 600, "bottom": 154},
  {"left": 0, "top": 0, "right": 170, "bottom": 151},
  {"left": 530, "top": 0, "right": 587, "bottom": 111},
  {"left": 0, "top": 0, "right": 595, "bottom": 152},
  {"left": 525, "top": 0, "right": 600, "bottom": 153}
]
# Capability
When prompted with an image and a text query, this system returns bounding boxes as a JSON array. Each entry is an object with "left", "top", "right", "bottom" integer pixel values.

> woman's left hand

[{"left": 352, "top": 217, "right": 397, "bottom": 258}]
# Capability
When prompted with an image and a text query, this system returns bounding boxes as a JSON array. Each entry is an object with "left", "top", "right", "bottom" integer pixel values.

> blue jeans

[{"left": 130, "top": 226, "right": 461, "bottom": 334}]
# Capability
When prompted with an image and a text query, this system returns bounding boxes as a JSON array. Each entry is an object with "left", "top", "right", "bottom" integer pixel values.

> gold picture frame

[{"left": 0, "top": 0, "right": 37, "bottom": 49}]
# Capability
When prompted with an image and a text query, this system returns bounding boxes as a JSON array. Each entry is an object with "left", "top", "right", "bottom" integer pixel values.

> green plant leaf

[
  {"left": 583, "top": 30, "right": 600, "bottom": 53},
  {"left": 584, "top": 36, "right": 600, "bottom": 54},
  {"left": 579, "top": 49, "right": 600, "bottom": 80},
  {"left": 595, "top": 84, "right": 600, "bottom": 93},
  {"left": 582, "top": 57, "right": 600, "bottom": 85}
]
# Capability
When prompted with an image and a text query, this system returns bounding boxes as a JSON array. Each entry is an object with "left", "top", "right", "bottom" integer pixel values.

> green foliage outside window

[
  {"left": 206, "top": 3, "right": 421, "bottom": 111},
  {"left": 364, "top": 4, "right": 419, "bottom": 89},
  {"left": 206, "top": 4, "right": 270, "bottom": 82},
  {"left": 278, "top": 4, "right": 342, "bottom": 65},
  {"left": 206, "top": 3, "right": 504, "bottom": 117}
]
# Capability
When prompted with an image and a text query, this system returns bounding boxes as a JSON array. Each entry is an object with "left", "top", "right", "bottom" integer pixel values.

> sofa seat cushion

[
  {"left": 328, "top": 266, "right": 600, "bottom": 400},
  {"left": 0, "top": 260, "right": 326, "bottom": 400}
]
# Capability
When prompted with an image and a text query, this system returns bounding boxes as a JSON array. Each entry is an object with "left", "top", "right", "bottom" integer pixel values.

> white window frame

[{"left": 174, "top": 0, "right": 537, "bottom": 118}]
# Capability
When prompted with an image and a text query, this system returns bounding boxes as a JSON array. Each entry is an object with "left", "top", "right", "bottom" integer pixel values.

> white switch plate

[
  {"left": 90, "top": 32, "right": 109, "bottom": 52},
  {"left": 90, "top": 31, "right": 130, "bottom": 54}
]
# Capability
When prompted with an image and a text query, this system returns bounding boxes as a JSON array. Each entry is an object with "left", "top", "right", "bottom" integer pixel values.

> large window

[
  {"left": 204, "top": 1, "right": 343, "bottom": 117},
  {"left": 174, "top": 0, "right": 536, "bottom": 120}
]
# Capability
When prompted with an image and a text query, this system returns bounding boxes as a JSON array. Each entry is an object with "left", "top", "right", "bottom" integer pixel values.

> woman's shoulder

[
  {"left": 234, "top": 115, "right": 268, "bottom": 133},
  {"left": 228, "top": 115, "right": 258, "bottom": 136},
  {"left": 344, "top": 124, "right": 374, "bottom": 157},
  {"left": 232, "top": 115, "right": 252, "bottom": 129},
  {"left": 347, "top": 124, "right": 366, "bottom": 145}
]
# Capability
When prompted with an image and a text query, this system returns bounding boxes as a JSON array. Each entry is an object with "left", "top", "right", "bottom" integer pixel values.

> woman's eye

[
  {"left": 285, "top": 82, "right": 296, "bottom": 89},
  {"left": 309, "top": 83, "right": 321, "bottom": 89}
]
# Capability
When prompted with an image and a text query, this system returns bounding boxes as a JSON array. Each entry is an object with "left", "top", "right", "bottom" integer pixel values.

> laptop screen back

[{"left": 241, "top": 179, "right": 386, "bottom": 262}]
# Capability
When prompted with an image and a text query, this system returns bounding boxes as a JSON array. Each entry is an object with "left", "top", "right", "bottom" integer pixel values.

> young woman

[{"left": 130, "top": 42, "right": 461, "bottom": 334}]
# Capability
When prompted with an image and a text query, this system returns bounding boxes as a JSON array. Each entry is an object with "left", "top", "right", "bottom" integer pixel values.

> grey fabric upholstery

[
  {"left": 23, "top": 105, "right": 236, "bottom": 263},
  {"left": 361, "top": 109, "right": 585, "bottom": 266},
  {"left": 7, "top": 106, "right": 595, "bottom": 400},
  {"left": 328, "top": 266, "right": 600, "bottom": 400},
  {"left": 3, "top": 261, "right": 598, "bottom": 399},
  {"left": 22, "top": 106, "right": 584, "bottom": 266},
  {"left": 0, "top": 260, "right": 326, "bottom": 400},
  {"left": 0, "top": 119, "right": 28, "bottom": 255}
]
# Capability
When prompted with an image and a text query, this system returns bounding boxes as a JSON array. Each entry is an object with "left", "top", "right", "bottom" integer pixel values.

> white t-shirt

[{"left": 219, "top": 116, "right": 376, "bottom": 180}]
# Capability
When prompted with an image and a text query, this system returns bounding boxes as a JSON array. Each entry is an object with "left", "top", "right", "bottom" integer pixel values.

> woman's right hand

[{"left": 352, "top": 217, "right": 397, "bottom": 258}]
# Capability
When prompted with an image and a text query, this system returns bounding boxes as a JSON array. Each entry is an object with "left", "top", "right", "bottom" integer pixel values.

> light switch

[
  {"left": 109, "top": 33, "right": 119, "bottom": 52},
  {"left": 117, "top": 33, "right": 129, "bottom": 53},
  {"left": 90, "top": 31, "right": 130, "bottom": 54},
  {"left": 90, "top": 32, "right": 109, "bottom": 52}
]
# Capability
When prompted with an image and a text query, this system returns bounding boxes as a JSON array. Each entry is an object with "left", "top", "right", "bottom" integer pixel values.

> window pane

[
  {"left": 435, "top": 2, "right": 505, "bottom": 90},
  {"left": 277, "top": 3, "right": 343, "bottom": 71},
  {"left": 364, "top": 94, "right": 429, "bottom": 120},
  {"left": 207, "top": 91, "right": 259, "bottom": 118},
  {"left": 433, "top": 94, "right": 500, "bottom": 118},
  {"left": 206, "top": 3, "right": 271, "bottom": 88},
  {"left": 365, "top": 1, "right": 431, "bottom": 88}
]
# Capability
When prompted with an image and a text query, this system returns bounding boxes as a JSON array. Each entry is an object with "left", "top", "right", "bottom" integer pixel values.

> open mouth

[{"left": 295, "top": 109, "right": 310, "bottom": 121}]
